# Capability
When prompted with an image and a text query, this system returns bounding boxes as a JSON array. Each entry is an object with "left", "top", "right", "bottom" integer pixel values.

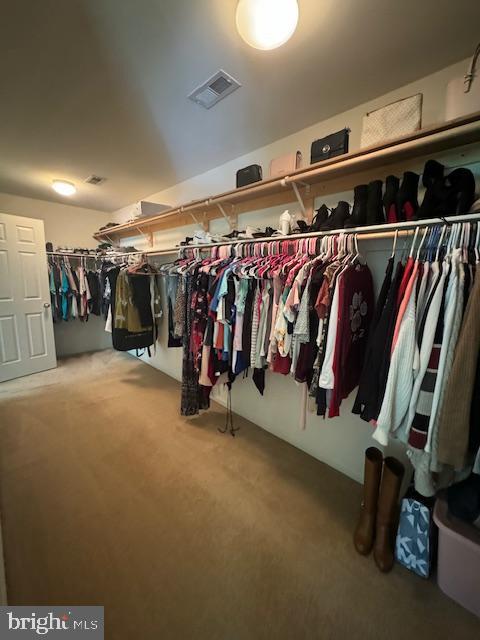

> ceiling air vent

[
  {"left": 85, "top": 175, "right": 106, "bottom": 185},
  {"left": 188, "top": 69, "right": 241, "bottom": 109}
]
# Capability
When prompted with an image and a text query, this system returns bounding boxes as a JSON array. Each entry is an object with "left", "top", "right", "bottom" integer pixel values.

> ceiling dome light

[
  {"left": 236, "top": 0, "right": 299, "bottom": 51},
  {"left": 52, "top": 180, "right": 76, "bottom": 196}
]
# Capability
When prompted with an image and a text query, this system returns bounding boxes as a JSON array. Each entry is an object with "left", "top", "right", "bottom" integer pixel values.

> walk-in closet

[{"left": 1, "top": 2, "right": 480, "bottom": 638}]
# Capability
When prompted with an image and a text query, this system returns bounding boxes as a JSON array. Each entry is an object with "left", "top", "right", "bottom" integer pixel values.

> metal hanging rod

[
  {"left": 46, "top": 251, "right": 134, "bottom": 259},
  {"left": 57, "top": 213, "right": 479, "bottom": 263},
  {"left": 46, "top": 248, "right": 179, "bottom": 259},
  {"left": 81, "top": 212, "right": 480, "bottom": 259},
  {"left": 169, "top": 212, "right": 480, "bottom": 252},
  {"left": 93, "top": 113, "right": 480, "bottom": 241}
]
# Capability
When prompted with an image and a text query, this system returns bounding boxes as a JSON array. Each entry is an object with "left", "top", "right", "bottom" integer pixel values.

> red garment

[
  {"left": 396, "top": 256, "right": 414, "bottom": 307},
  {"left": 271, "top": 352, "right": 291, "bottom": 375},
  {"left": 329, "top": 264, "right": 374, "bottom": 418},
  {"left": 215, "top": 323, "right": 224, "bottom": 350},
  {"left": 315, "top": 279, "right": 330, "bottom": 319}
]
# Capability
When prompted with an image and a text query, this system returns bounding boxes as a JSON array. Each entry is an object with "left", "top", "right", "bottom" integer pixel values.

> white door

[{"left": 0, "top": 213, "right": 57, "bottom": 382}]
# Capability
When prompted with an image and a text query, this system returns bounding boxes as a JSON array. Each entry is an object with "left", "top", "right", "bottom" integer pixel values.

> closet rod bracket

[
  {"left": 189, "top": 212, "right": 209, "bottom": 231},
  {"left": 135, "top": 226, "right": 154, "bottom": 248},
  {"left": 217, "top": 203, "right": 237, "bottom": 230},
  {"left": 290, "top": 181, "right": 313, "bottom": 222}
]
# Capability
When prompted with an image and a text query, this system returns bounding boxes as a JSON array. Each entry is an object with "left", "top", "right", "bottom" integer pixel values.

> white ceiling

[{"left": 1, "top": 0, "right": 479, "bottom": 212}]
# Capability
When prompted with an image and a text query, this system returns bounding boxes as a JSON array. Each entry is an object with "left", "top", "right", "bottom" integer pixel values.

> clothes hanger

[
  {"left": 457, "top": 223, "right": 466, "bottom": 260},
  {"left": 451, "top": 222, "right": 460, "bottom": 252},
  {"left": 462, "top": 222, "right": 470, "bottom": 263},
  {"left": 415, "top": 227, "right": 428, "bottom": 261},
  {"left": 426, "top": 225, "right": 439, "bottom": 262},
  {"left": 338, "top": 233, "right": 349, "bottom": 262},
  {"left": 127, "top": 253, "right": 157, "bottom": 276},
  {"left": 408, "top": 226, "right": 419, "bottom": 259},
  {"left": 435, "top": 224, "right": 447, "bottom": 262},
  {"left": 391, "top": 229, "right": 399, "bottom": 259},
  {"left": 445, "top": 222, "right": 455, "bottom": 257},
  {"left": 350, "top": 233, "right": 365, "bottom": 265},
  {"left": 475, "top": 221, "right": 480, "bottom": 262},
  {"left": 343, "top": 234, "right": 355, "bottom": 264},
  {"left": 325, "top": 234, "right": 334, "bottom": 261},
  {"left": 399, "top": 229, "right": 411, "bottom": 263},
  {"left": 445, "top": 223, "right": 457, "bottom": 260},
  {"left": 336, "top": 233, "right": 345, "bottom": 260}
]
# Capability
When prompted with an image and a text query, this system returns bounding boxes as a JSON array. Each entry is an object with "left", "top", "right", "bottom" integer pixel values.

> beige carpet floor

[{"left": 0, "top": 350, "right": 478, "bottom": 639}]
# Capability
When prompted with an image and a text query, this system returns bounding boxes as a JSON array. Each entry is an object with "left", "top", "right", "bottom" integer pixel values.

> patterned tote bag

[{"left": 395, "top": 498, "right": 432, "bottom": 578}]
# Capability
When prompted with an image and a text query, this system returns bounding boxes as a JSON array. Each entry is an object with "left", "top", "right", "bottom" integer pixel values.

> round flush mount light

[
  {"left": 52, "top": 180, "right": 76, "bottom": 196},
  {"left": 236, "top": 0, "right": 299, "bottom": 50}
]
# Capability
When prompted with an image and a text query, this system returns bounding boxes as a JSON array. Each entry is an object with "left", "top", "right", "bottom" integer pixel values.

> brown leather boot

[
  {"left": 373, "top": 457, "right": 405, "bottom": 572},
  {"left": 354, "top": 447, "right": 383, "bottom": 555}
]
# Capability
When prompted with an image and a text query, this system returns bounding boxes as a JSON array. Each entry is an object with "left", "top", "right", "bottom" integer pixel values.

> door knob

[{"left": 43, "top": 302, "right": 51, "bottom": 308}]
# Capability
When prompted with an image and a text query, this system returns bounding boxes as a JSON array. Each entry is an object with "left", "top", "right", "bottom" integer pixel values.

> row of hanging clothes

[
  {"left": 48, "top": 254, "right": 109, "bottom": 322},
  {"left": 354, "top": 221, "right": 480, "bottom": 496},
  {"left": 47, "top": 252, "right": 163, "bottom": 354},
  {"left": 159, "top": 233, "right": 375, "bottom": 428},
  {"left": 105, "top": 255, "right": 162, "bottom": 353}
]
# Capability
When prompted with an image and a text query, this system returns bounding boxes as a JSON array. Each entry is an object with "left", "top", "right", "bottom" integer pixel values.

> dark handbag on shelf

[
  {"left": 236, "top": 164, "right": 263, "bottom": 188},
  {"left": 310, "top": 128, "right": 350, "bottom": 164}
]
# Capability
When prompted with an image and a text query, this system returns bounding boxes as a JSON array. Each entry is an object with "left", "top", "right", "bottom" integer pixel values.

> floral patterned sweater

[{"left": 329, "top": 263, "right": 374, "bottom": 418}]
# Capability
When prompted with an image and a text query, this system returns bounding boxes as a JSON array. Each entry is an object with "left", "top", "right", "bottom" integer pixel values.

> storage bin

[{"left": 433, "top": 496, "right": 480, "bottom": 618}]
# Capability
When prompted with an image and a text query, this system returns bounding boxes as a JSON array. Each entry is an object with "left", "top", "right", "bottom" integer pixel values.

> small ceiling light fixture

[
  {"left": 236, "top": 0, "right": 299, "bottom": 51},
  {"left": 52, "top": 180, "right": 77, "bottom": 196}
]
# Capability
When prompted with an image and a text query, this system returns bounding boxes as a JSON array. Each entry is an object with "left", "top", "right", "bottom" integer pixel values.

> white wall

[
  {"left": 0, "top": 192, "right": 110, "bottom": 249},
  {"left": 0, "top": 192, "right": 113, "bottom": 356},
  {"left": 52, "top": 314, "right": 112, "bottom": 357},
  {"left": 114, "top": 57, "right": 476, "bottom": 483},
  {"left": 114, "top": 57, "right": 472, "bottom": 226},
  {"left": 147, "top": 239, "right": 410, "bottom": 485}
]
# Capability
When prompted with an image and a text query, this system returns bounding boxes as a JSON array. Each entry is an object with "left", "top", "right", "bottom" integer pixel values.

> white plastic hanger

[
  {"left": 446, "top": 222, "right": 457, "bottom": 256},
  {"left": 475, "top": 222, "right": 480, "bottom": 262},
  {"left": 415, "top": 228, "right": 428, "bottom": 261},
  {"left": 408, "top": 226, "right": 419, "bottom": 259},
  {"left": 463, "top": 222, "right": 470, "bottom": 263},
  {"left": 459, "top": 223, "right": 465, "bottom": 257},
  {"left": 391, "top": 229, "right": 399, "bottom": 258}
]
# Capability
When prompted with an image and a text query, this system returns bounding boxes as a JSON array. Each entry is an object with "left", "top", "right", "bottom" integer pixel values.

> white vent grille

[
  {"left": 85, "top": 175, "right": 106, "bottom": 185},
  {"left": 188, "top": 69, "right": 241, "bottom": 109}
]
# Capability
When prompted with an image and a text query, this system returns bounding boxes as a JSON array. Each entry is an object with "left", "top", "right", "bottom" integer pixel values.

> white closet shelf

[{"left": 93, "top": 111, "right": 480, "bottom": 243}]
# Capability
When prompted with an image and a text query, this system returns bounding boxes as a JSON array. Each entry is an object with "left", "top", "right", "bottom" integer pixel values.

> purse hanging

[{"left": 446, "top": 42, "right": 480, "bottom": 121}]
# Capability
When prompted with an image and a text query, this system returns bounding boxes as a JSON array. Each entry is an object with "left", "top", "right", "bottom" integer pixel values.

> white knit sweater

[
  {"left": 373, "top": 277, "right": 418, "bottom": 446},
  {"left": 319, "top": 275, "right": 341, "bottom": 390},
  {"left": 397, "top": 265, "right": 447, "bottom": 443}
]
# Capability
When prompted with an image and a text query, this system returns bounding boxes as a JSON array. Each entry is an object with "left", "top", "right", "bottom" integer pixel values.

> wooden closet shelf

[{"left": 93, "top": 111, "right": 480, "bottom": 243}]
